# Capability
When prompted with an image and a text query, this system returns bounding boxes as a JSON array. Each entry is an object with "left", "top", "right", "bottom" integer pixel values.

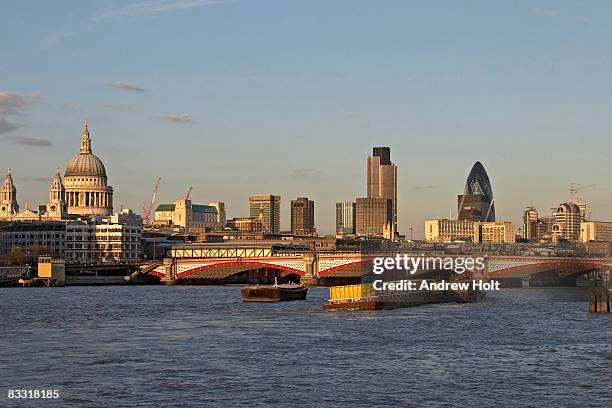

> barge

[
  {"left": 324, "top": 280, "right": 484, "bottom": 310},
  {"left": 241, "top": 282, "right": 308, "bottom": 302}
]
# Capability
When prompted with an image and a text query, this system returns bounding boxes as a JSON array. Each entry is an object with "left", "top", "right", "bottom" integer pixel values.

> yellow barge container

[{"left": 324, "top": 280, "right": 484, "bottom": 310}]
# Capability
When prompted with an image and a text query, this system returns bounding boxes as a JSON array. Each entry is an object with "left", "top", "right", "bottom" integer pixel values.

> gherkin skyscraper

[{"left": 457, "top": 162, "right": 495, "bottom": 222}]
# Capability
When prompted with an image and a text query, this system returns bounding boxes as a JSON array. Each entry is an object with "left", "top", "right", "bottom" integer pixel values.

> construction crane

[
  {"left": 142, "top": 177, "right": 161, "bottom": 225},
  {"left": 569, "top": 183, "right": 595, "bottom": 203},
  {"left": 185, "top": 185, "right": 193, "bottom": 201}
]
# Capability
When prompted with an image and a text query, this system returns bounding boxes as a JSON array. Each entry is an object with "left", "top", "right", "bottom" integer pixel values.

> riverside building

[{"left": 1, "top": 209, "right": 143, "bottom": 265}]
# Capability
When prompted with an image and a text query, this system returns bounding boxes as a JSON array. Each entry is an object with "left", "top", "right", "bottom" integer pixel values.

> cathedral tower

[
  {"left": 47, "top": 168, "right": 66, "bottom": 219},
  {"left": 0, "top": 168, "right": 19, "bottom": 219}
]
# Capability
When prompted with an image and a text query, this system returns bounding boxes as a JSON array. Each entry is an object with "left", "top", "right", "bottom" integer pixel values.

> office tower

[
  {"left": 366, "top": 147, "right": 397, "bottom": 235},
  {"left": 335, "top": 202, "right": 356, "bottom": 235},
  {"left": 372, "top": 147, "right": 391, "bottom": 165},
  {"left": 290, "top": 197, "right": 315, "bottom": 236},
  {"left": 522, "top": 207, "right": 539, "bottom": 241},
  {"left": 552, "top": 202, "right": 581, "bottom": 242},
  {"left": 355, "top": 197, "right": 393, "bottom": 239},
  {"left": 249, "top": 194, "right": 281, "bottom": 234},
  {"left": 457, "top": 161, "right": 495, "bottom": 222}
]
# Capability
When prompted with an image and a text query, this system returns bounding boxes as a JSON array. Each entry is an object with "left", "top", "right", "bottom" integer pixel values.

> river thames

[{"left": 0, "top": 286, "right": 610, "bottom": 407}]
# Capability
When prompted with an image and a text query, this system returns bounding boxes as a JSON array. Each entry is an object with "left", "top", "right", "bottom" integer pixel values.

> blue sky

[{"left": 1, "top": 0, "right": 611, "bottom": 235}]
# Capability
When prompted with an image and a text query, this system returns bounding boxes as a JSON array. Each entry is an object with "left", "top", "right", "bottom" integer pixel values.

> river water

[{"left": 0, "top": 286, "right": 610, "bottom": 407}]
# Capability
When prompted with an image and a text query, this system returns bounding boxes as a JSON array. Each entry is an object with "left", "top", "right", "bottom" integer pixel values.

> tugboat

[{"left": 241, "top": 278, "right": 308, "bottom": 302}]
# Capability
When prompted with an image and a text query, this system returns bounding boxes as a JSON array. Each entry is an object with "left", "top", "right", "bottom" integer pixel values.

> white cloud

[
  {"left": 108, "top": 81, "right": 145, "bottom": 92},
  {"left": 0, "top": 91, "right": 41, "bottom": 114},
  {"left": 22, "top": 176, "right": 52, "bottom": 183},
  {"left": 532, "top": 8, "right": 562, "bottom": 17},
  {"left": 41, "top": 31, "right": 74, "bottom": 49},
  {"left": 291, "top": 168, "right": 321, "bottom": 178},
  {"left": 161, "top": 113, "right": 192, "bottom": 122},
  {"left": 0, "top": 136, "right": 53, "bottom": 147},
  {"left": 0, "top": 118, "right": 21, "bottom": 134},
  {"left": 97, "top": 0, "right": 232, "bottom": 19}
]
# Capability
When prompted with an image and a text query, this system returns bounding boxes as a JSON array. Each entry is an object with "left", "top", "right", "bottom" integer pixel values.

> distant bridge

[
  {"left": 487, "top": 256, "right": 612, "bottom": 286},
  {"left": 140, "top": 244, "right": 612, "bottom": 286}
]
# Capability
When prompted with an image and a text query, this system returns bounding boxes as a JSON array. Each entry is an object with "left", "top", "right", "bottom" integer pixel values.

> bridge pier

[
  {"left": 160, "top": 258, "right": 177, "bottom": 285},
  {"left": 521, "top": 276, "right": 530, "bottom": 288},
  {"left": 588, "top": 272, "right": 611, "bottom": 313},
  {"left": 300, "top": 252, "right": 320, "bottom": 287}
]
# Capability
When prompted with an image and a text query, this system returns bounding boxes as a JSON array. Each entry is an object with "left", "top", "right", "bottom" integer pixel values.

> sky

[{"left": 1, "top": 0, "right": 611, "bottom": 236}]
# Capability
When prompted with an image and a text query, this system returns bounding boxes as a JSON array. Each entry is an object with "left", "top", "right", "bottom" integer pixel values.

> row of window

[
  {"left": 66, "top": 243, "right": 140, "bottom": 250},
  {"left": 66, "top": 252, "right": 140, "bottom": 259},
  {"left": 1, "top": 241, "right": 62, "bottom": 247},
  {"left": 97, "top": 228, "right": 139, "bottom": 234},
  {"left": 2, "top": 233, "right": 63, "bottom": 239}
]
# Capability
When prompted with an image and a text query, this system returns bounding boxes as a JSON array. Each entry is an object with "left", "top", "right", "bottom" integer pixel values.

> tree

[{"left": 7, "top": 245, "right": 56, "bottom": 265}]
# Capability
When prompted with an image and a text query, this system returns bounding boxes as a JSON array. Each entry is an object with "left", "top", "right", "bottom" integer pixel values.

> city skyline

[
  {"left": 2, "top": 1, "right": 612, "bottom": 235},
  {"left": 1, "top": 127, "right": 606, "bottom": 238}
]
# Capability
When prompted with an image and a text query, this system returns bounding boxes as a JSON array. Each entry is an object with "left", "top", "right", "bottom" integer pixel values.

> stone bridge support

[
  {"left": 160, "top": 257, "right": 177, "bottom": 285},
  {"left": 300, "top": 252, "right": 319, "bottom": 287}
]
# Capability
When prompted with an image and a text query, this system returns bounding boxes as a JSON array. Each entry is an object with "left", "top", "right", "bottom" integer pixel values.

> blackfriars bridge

[{"left": 139, "top": 243, "right": 612, "bottom": 287}]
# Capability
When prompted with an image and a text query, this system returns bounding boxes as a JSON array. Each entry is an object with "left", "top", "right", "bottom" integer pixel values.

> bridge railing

[{"left": 170, "top": 247, "right": 307, "bottom": 259}]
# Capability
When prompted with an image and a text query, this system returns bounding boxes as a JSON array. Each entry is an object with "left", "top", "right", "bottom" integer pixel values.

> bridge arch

[
  {"left": 176, "top": 260, "right": 305, "bottom": 279},
  {"left": 318, "top": 259, "right": 371, "bottom": 277}
]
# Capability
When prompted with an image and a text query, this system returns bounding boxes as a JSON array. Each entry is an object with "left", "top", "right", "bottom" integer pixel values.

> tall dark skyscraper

[
  {"left": 457, "top": 162, "right": 496, "bottom": 222},
  {"left": 372, "top": 147, "right": 391, "bottom": 165},
  {"left": 367, "top": 146, "right": 397, "bottom": 236},
  {"left": 290, "top": 197, "right": 315, "bottom": 236}
]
